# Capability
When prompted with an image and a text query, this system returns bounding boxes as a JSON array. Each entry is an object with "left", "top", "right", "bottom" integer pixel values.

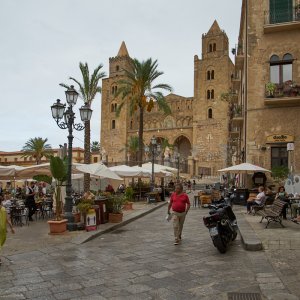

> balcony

[
  {"left": 229, "top": 127, "right": 240, "bottom": 138},
  {"left": 231, "top": 105, "right": 244, "bottom": 127},
  {"left": 264, "top": 81, "right": 300, "bottom": 106},
  {"left": 221, "top": 91, "right": 238, "bottom": 104},
  {"left": 231, "top": 75, "right": 241, "bottom": 90},
  {"left": 264, "top": 7, "right": 300, "bottom": 33}
]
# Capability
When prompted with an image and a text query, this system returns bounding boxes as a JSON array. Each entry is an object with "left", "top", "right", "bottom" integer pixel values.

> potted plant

[
  {"left": 47, "top": 156, "right": 68, "bottom": 234},
  {"left": 266, "top": 82, "right": 276, "bottom": 98},
  {"left": 123, "top": 187, "right": 134, "bottom": 210},
  {"left": 108, "top": 195, "right": 125, "bottom": 223}
]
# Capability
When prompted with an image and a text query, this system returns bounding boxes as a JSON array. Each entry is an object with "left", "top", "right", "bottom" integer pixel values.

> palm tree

[
  {"left": 116, "top": 58, "right": 172, "bottom": 166},
  {"left": 22, "top": 137, "right": 52, "bottom": 164},
  {"left": 60, "top": 62, "right": 106, "bottom": 191}
]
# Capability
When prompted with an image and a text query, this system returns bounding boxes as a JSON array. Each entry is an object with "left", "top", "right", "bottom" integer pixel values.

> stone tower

[
  {"left": 192, "top": 20, "right": 234, "bottom": 175},
  {"left": 100, "top": 41, "right": 131, "bottom": 164}
]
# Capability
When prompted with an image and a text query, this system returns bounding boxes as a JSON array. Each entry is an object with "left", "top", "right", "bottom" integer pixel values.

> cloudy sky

[{"left": 0, "top": 0, "right": 242, "bottom": 152}]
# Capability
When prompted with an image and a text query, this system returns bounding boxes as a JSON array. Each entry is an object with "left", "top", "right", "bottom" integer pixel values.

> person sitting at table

[
  {"left": 246, "top": 186, "right": 265, "bottom": 214},
  {"left": 2, "top": 194, "right": 12, "bottom": 215},
  {"left": 25, "top": 182, "right": 36, "bottom": 221},
  {"left": 275, "top": 186, "right": 289, "bottom": 220},
  {"left": 105, "top": 184, "right": 114, "bottom": 193}
]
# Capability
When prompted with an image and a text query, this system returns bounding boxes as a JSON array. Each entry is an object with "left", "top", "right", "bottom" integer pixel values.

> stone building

[
  {"left": 0, "top": 147, "right": 101, "bottom": 166},
  {"left": 100, "top": 21, "right": 234, "bottom": 177},
  {"left": 234, "top": 0, "right": 300, "bottom": 174}
]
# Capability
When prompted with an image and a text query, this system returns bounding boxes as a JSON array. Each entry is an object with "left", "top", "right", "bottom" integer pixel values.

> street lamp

[
  {"left": 145, "top": 136, "right": 161, "bottom": 191},
  {"left": 174, "top": 152, "right": 180, "bottom": 181},
  {"left": 51, "top": 85, "right": 92, "bottom": 230}
]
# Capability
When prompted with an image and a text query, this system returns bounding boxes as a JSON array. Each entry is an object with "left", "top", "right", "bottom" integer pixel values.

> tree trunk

[
  {"left": 138, "top": 106, "right": 144, "bottom": 167},
  {"left": 84, "top": 120, "right": 91, "bottom": 192}
]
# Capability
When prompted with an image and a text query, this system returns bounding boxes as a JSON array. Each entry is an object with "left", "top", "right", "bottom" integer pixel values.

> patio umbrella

[
  {"left": 0, "top": 165, "right": 26, "bottom": 179},
  {"left": 218, "top": 163, "right": 271, "bottom": 173},
  {"left": 75, "top": 163, "right": 122, "bottom": 180},
  {"left": 109, "top": 165, "right": 151, "bottom": 178},
  {"left": 141, "top": 162, "right": 177, "bottom": 173}
]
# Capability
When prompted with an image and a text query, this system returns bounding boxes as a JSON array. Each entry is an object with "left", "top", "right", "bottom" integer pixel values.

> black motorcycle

[{"left": 203, "top": 201, "right": 238, "bottom": 253}]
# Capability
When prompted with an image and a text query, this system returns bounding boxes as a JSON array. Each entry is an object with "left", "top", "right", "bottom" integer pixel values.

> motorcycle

[{"left": 203, "top": 200, "right": 238, "bottom": 253}]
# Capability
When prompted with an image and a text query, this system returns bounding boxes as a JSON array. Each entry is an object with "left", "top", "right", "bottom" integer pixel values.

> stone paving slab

[{"left": 1, "top": 201, "right": 300, "bottom": 299}]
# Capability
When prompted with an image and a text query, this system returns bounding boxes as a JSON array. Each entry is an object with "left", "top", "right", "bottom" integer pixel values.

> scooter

[{"left": 203, "top": 201, "right": 238, "bottom": 253}]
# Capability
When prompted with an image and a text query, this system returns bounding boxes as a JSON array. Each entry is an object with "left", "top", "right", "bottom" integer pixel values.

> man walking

[{"left": 167, "top": 183, "right": 190, "bottom": 245}]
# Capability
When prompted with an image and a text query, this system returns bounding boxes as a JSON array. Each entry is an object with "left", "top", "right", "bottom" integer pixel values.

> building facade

[
  {"left": 101, "top": 21, "right": 234, "bottom": 176},
  {"left": 234, "top": 0, "right": 300, "bottom": 174},
  {"left": 0, "top": 147, "right": 101, "bottom": 166}
]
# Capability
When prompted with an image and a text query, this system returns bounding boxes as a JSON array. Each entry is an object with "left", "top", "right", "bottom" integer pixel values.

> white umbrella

[
  {"left": 75, "top": 163, "right": 122, "bottom": 180},
  {"left": 141, "top": 162, "right": 177, "bottom": 173},
  {"left": 0, "top": 165, "right": 26, "bottom": 178},
  {"left": 218, "top": 163, "right": 271, "bottom": 173},
  {"left": 109, "top": 165, "right": 151, "bottom": 178}
]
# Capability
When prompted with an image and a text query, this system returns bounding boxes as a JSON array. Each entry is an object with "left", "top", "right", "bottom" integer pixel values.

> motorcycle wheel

[
  {"left": 212, "top": 235, "right": 227, "bottom": 254},
  {"left": 232, "top": 230, "right": 238, "bottom": 241}
]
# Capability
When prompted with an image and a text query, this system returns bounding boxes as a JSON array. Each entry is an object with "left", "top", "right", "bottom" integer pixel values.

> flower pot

[
  {"left": 108, "top": 212, "right": 123, "bottom": 223},
  {"left": 48, "top": 219, "right": 68, "bottom": 234},
  {"left": 123, "top": 202, "right": 133, "bottom": 210},
  {"left": 73, "top": 212, "right": 81, "bottom": 223}
]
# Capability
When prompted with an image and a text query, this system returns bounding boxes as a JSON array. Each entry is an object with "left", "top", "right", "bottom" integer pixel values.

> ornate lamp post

[
  {"left": 174, "top": 152, "right": 180, "bottom": 181},
  {"left": 145, "top": 136, "right": 161, "bottom": 191},
  {"left": 51, "top": 85, "right": 92, "bottom": 230}
]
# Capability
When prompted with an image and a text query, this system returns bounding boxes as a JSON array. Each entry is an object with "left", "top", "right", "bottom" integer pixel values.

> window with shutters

[{"left": 269, "top": 0, "right": 293, "bottom": 24}]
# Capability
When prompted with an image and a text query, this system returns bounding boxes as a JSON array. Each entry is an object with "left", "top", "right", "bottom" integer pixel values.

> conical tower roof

[
  {"left": 207, "top": 20, "right": 221, "bottom": 34},
  {"left": 117, "top": 41, "right": 129, "bottom": 57}
]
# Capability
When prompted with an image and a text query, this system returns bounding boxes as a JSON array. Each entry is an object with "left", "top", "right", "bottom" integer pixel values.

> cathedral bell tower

[
  {"left": 100, "top": 41, "right": 131, "bottom": 165},
  {"left": 192, "top": 20, "right": 234, "bottom": 175}
]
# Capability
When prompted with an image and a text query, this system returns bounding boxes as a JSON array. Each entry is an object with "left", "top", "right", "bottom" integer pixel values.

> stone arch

[
  {"left": 163, "top": 115, "right": 175, "bottom": 129},
  {"left": 173, "top": 135, "right": 192, "bottom": 159}
]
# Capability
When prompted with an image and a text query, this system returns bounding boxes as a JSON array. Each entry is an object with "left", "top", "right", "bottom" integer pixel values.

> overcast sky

[{"left": 0, "top": 0, "right": 242, "bottom": 152}]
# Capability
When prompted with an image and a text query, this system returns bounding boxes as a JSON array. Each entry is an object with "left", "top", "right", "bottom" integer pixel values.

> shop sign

[
  {"left": 86, "top": 208, "right": 97, "bottom": 231},
  {"left": 266, "top": 134, "right": 294, "bottom": 143}
]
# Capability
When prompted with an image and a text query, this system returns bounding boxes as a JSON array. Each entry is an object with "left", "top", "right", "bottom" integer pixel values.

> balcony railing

[
  {"left": 265, "top": 81, "right": 300, "bottom": 98},
  {"left": 264, "top": 81, "right": 300, "bottom": 106},
  {"left": 265, "top": 6, "right": 300, "bottom": 25}
]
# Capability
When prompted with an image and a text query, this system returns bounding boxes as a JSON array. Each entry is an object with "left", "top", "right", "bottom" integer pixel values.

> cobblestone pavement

[{"left": 1, "top": 205, "right": 299, "bottom": 300}]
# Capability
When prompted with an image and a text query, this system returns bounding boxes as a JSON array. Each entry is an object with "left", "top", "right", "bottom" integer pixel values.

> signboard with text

[{"left": 266, "top": 134, "right": 294, "bottom": 143}]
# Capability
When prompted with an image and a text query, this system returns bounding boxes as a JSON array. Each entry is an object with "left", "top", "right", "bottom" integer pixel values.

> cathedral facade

[{"left": 100, "top": 21, "right": 234, "bottom": 177}]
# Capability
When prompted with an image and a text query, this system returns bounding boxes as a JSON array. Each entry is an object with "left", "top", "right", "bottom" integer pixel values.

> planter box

[
  {"left": 73, "top": 212, "right": 81, "bottom": 223},
  {"left": 48, "top": 219, "right": 68, "bottom": 234},
  {"left": 108, "top": 213, "right": 123, "bottom": 223}
]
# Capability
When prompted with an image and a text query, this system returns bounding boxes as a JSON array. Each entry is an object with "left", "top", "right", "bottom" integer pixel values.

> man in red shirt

[{"left": 167, "top": 183, "right": 190, "bottom": 245}]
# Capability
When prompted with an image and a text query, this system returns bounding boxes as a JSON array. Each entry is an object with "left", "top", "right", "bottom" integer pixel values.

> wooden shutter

[{"left": 269, "top": 0, "right": 293, "bottom": 23}]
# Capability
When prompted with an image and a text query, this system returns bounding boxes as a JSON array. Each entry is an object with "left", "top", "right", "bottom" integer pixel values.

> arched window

[
  {"left": 213, "top": 43, "right": 216, "bottom": 51},
  {"left": 114, "top": 103, "right": 117, "bottom": 111},
  {"left": 211, "top": 70, "right": 215, "bottom": 79},
  {"left": 130, "top": 120, "right": 133, "bottom": 129},
  {"left": 209, "top": 44, "right": 212, "bottom": 52},
  {"left": 111, "top": 86, "right": 114, "bottom": 94},
  {"left": 207, "top": 90, "right": 211, "bottom": 99},
  {"left": 211, "top": 89, "right": 214, "bottom": 99},
  {"left": 116, "top": 65, "right": 119, "bottom": 71},
  {"left": 270, "top": 53, "right": 293, "bottom": 84},
  {"left": 207, "top": 70, "right": 211, "bottom": 80},
  {"left": 111, "top": 120, "right": 116, "bottom": 129},
  {"left": 111, "top": 104, "right": 115, "bottom": 112},
  {"left": 208, "top": 108, "right": 213, "bottom": 119}
]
